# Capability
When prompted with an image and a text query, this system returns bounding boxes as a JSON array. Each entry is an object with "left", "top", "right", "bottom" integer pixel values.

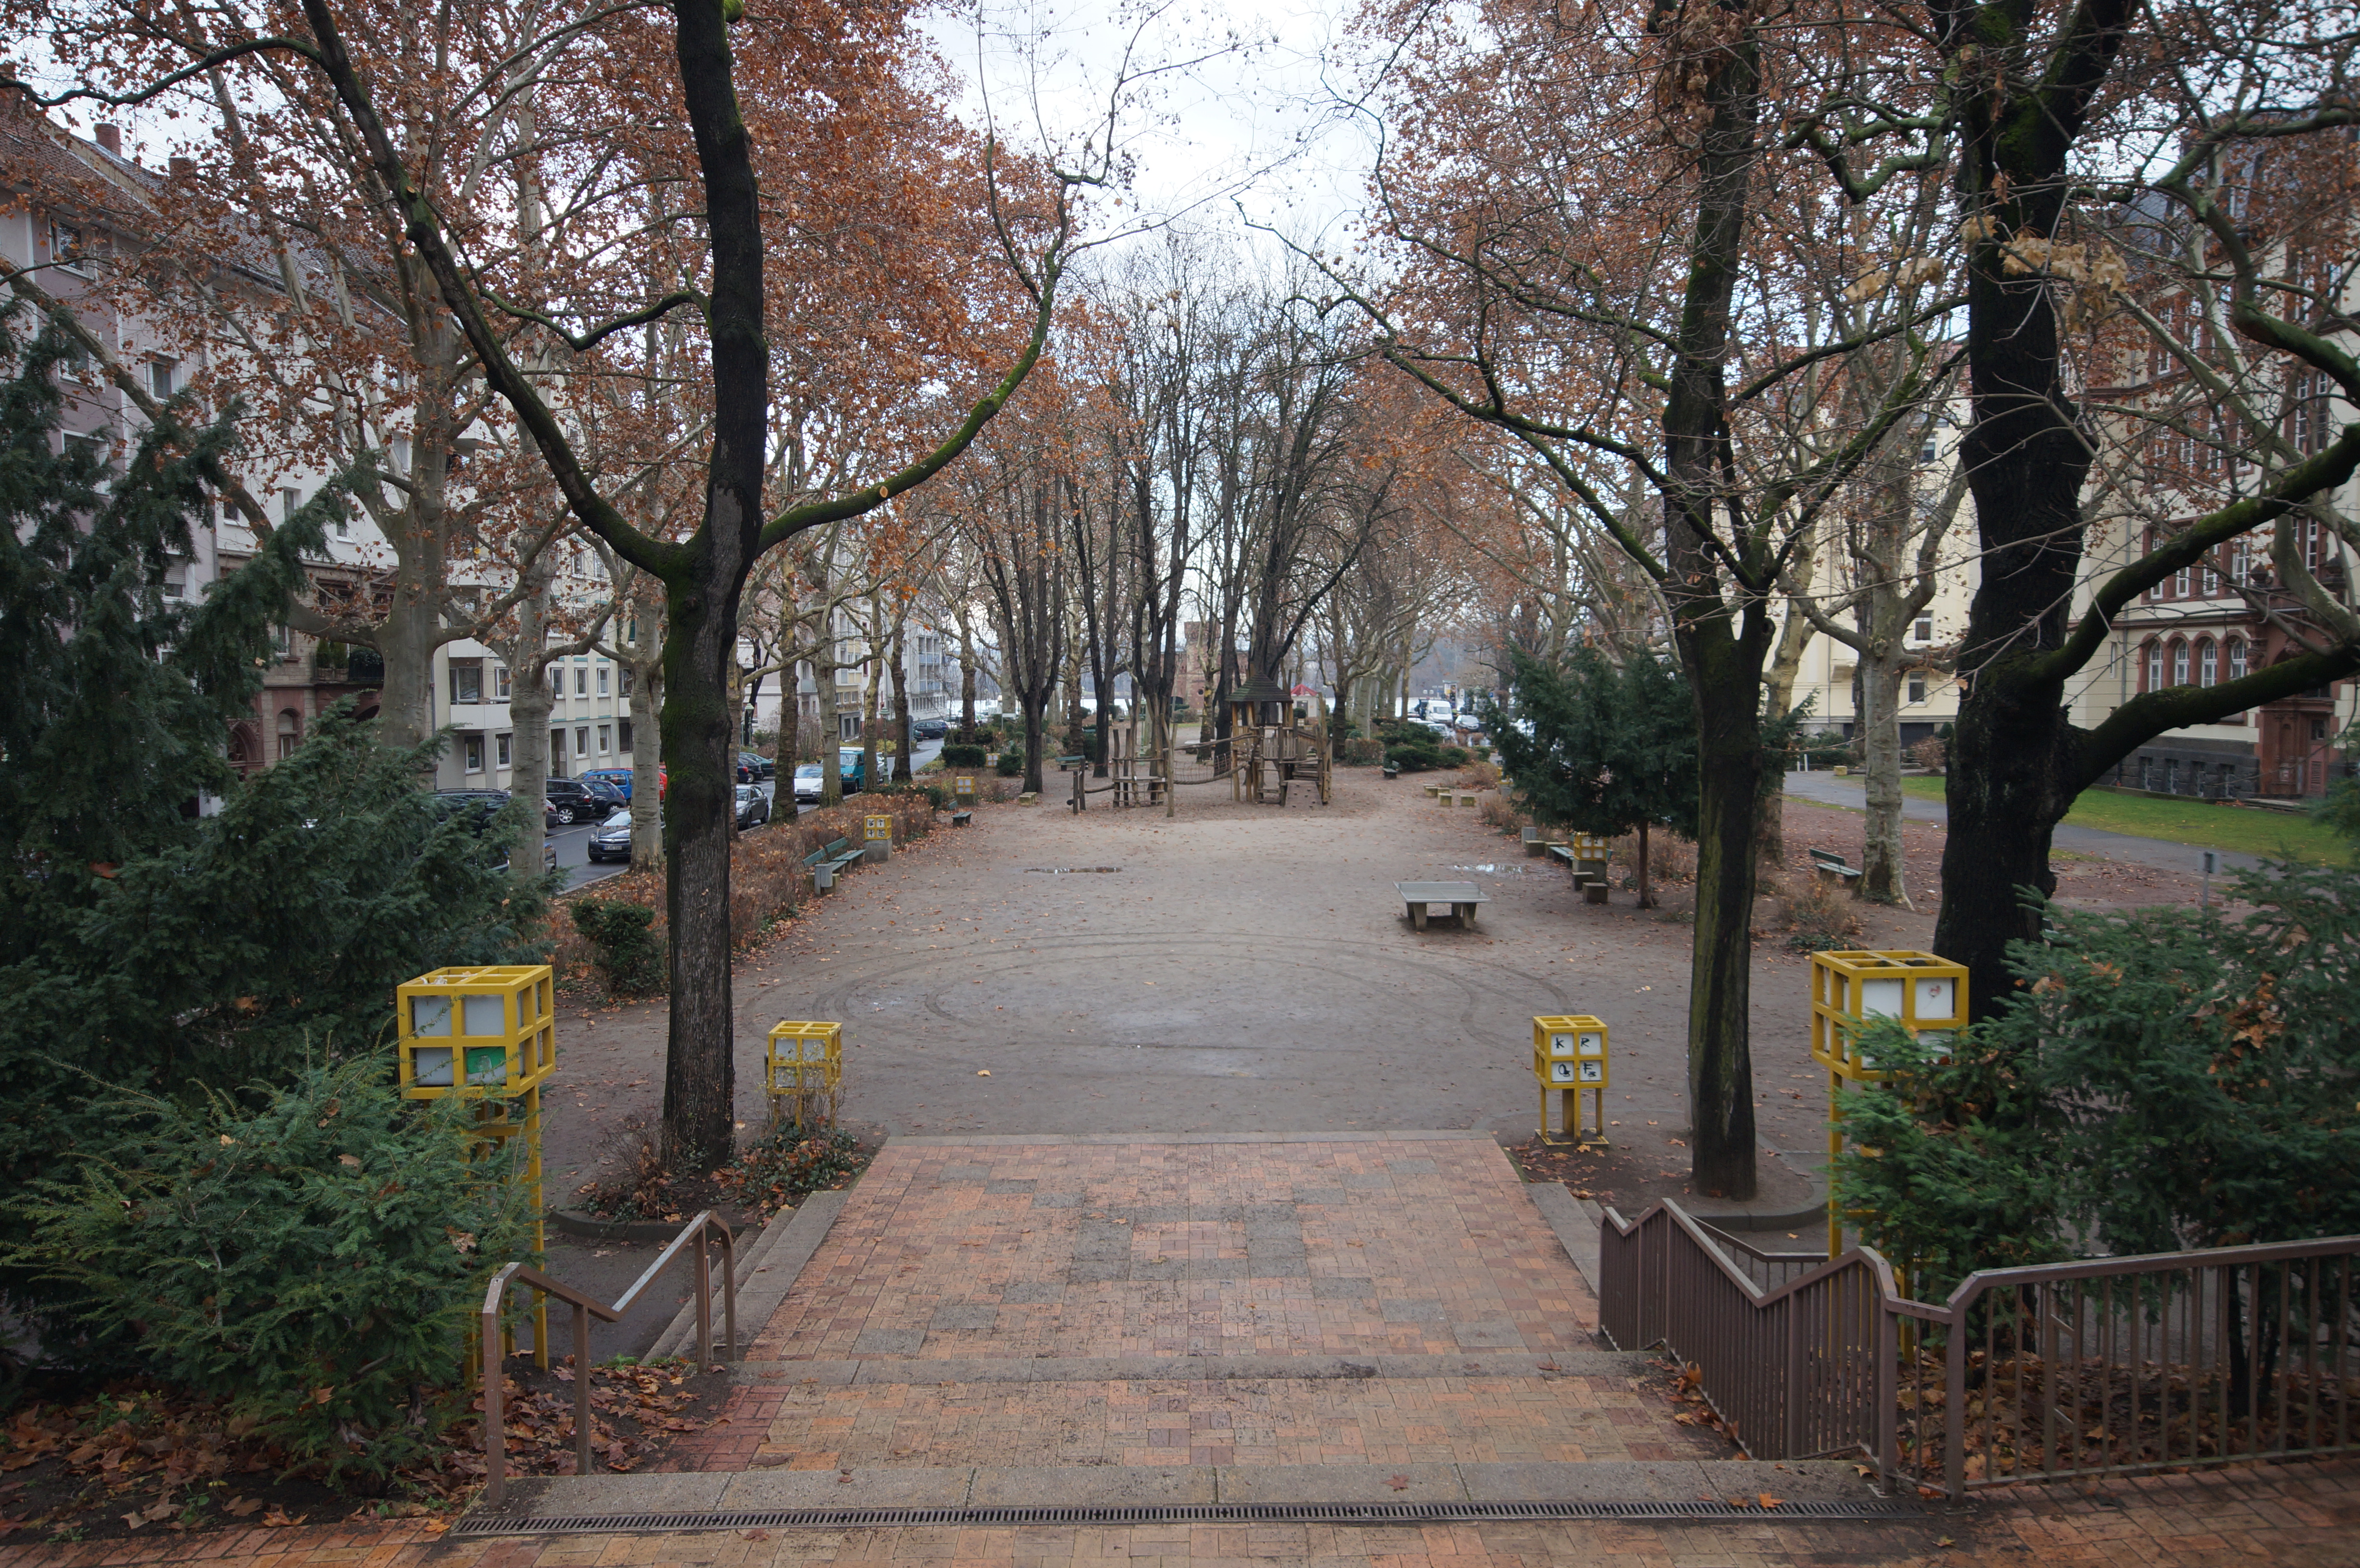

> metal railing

[
  {"left": 1598, "top": 1201, "right": 1899, "bottom": 1465},
  {"left": 1893, "top": 1236, "right": 2358, "bottom": 1497},
  {"left": 1599, "top": 1200, "right": 2360, "bottom": 1499},
  {"left": 479, "top": 1210, "right": 738, "bottom": 1506}
]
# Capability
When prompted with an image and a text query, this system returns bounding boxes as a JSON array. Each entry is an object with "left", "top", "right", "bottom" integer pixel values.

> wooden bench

[
  {"left": 1057, "top": 754, "right": 1087, "bottom": 772},
  {"left": 1395, "top": 880, "right": 1487, "bottom": 931},
  {"left": 802, "top": 836, "right": 864, "bottom": 892},
  {"left": 950, "top": 809, "right": 973, "bottom": 828},
  {"left": 1809, "top": 847, "right": 1863, "bottom": 890}
]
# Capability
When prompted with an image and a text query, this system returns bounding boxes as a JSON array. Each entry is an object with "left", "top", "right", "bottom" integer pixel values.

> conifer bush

[
  {"left": 570, "top": 899, "right": 665, "bottom": 997},
  {"left": 10, "top": 1055, "right": 531, "bottom": 1485}
]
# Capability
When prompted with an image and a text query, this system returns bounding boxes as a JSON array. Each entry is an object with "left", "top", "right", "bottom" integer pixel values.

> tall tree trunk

[
  {"left": 890, "top": 618, "right": 912, "bottom": 782},
  {"left": 1657, "top": 19, "right": 1767, "bottom": 1201},
  {"left": 503, "top": 584, "right": 558, "bottom": 877},
  {"left": 1020, "top": 698, "right": 1046, "bottom": 795},
  {"left": 1636, "top": 818, "right": 1653, "bottom": 910},
  {"left": 860, "top": 614, "right": 883, "bottom": 791},
  {"left": 1757, "top": 528, "right": 1818, "bottom": 869},
  {"left": 959, "top": 647, "right": 977, "bottom": 733},
  {"left": 1856, "top": 647, "right": 1911, "bottom": 906}
]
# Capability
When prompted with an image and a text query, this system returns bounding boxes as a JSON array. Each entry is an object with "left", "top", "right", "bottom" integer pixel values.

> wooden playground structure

[{"left": 1066, "top": 674, "right": 1333, "bottom": 814}]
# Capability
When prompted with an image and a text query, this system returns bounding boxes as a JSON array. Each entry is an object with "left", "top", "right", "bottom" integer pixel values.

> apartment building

[{"left": 6, "top": 101, "right": 633, "bottom": 794}]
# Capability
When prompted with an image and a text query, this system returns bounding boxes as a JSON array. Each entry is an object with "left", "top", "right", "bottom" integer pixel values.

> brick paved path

[{"left": 13, "top": 1136, "right": 2353, "bottom": 1567}]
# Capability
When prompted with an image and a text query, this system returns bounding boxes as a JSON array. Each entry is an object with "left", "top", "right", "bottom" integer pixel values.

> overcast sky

[{"left": 919, "top": 0, "right": 1383, "bottom": 260}]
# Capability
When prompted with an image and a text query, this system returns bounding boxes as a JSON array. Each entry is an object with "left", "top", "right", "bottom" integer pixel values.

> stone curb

[
  {"left": 490, "top": 1458, "right": 1892, "bottom": 1519},
  {"left": 726, "top": 1349, "right": 1654, "bottom": 1386},
  {"left": 646, "top": 1188, "right": 851, "bottom": 1362},
  {"left": 888, "top": 1128, "right": 1496, "bottom": 1148},
  {"left": 1524, "top": 1181, "right": 1602, "bottom": 1295}
]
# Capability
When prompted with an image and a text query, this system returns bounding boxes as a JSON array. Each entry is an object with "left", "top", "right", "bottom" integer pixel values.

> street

[{"left": 550, "top": 739, "right": 942, "bottom": 890}]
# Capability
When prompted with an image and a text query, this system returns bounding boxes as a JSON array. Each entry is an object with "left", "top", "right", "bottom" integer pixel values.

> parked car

[
  {"left": 911, "top": 717, "right": 949, "bottom": 740},
  {"left": 792, "top": 762, "right": 824, "bottom": 805},
  {"left": 585, "top": 807, "right": 634, "bottom": 863},
  {"left": 736, "top": 751, "right": 776, "bottom": 783},
  {"left": 579, "top": 766, "right": 664, "bottom": 802},
  {"left": 734, "top": 783, "right": 772, "bottom": 828},
  {"left": 430, "top": 789, "right": 557, "bottom": 872},
  {"left": 542, "top": 774, "right": 616, "bottom": 826},
  {"left": 838, "top": 747, "right": 866, "bottom": 793}
]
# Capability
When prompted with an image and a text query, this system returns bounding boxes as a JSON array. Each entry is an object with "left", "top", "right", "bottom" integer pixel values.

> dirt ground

[{"left": 535, "top": 767, "right": 2217, "bottom": 1228}]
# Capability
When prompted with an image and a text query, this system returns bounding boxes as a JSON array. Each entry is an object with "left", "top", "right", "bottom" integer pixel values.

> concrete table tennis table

[{"left": 1395, "top": 880, "right": 1487, "bottom": 931}]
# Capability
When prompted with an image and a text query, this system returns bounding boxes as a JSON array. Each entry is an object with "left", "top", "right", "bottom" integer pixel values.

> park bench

[
  {"left": 1395, "top": 880, "right": 1487, "bottom": 931},
  {"left": 802, "top": 836, "right": 863, "bottom": 892},
  {"left": 950, "top": 808, "right": 974, "bottom": 827},
  {"left": 1808, "top": 846, "right": 1863, "bottom": 890},
  {"left": 1056, "top": 754, "right": 1087, "bottom": 772},
  {"left": 1381, "top": 763, "right": 1399, "bottom": 780},
  {"left": 1808, "top": 846, "right": 1863, "bottom": 888},
  {"left": 1548, "top": 841, "right": 1612, "bottom": 904}
]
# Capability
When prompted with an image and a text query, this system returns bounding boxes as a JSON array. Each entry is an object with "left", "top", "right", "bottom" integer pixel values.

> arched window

[
  {"left": 2198, "top": 639, "right": 2217, "bottom": 687},
  {"left": 2228, "top": 638, "right": 2248, "bottom": 682},
  {"left": 2145, "top": 640, "right": 2163, "bottom": 692},
  {"left": 276, "top": 709, "right": 301, "bottom": 761},
  {"left": 2172, "top": 641, "right": 2190, "bottom": 686}
]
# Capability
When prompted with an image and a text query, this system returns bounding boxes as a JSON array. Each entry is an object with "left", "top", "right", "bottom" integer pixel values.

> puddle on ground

[{"left": 1024, "top": 866, "right": 1122, "bottom": 874}]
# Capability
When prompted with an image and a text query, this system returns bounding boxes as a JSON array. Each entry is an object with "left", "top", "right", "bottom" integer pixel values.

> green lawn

[{"left": 1813, "top": 772, "right": 2349, "bottom": 865}]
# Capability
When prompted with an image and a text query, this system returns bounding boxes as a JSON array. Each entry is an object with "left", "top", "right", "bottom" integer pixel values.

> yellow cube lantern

[
  {"left": 863, "top": 814, "right": 893, "bottom": 843},
  {"left": 1809, "top": 950, "right": 1966, "bottom": 1081},
  {"left": 398, "top": 966, "right": 555, "bottom": 1099},
  {"left": 1532, "top": 1015, "right": 1609, "bottom": 1146},
  {"left": 1811, "top": 950, "right": 1966, "bottom": 1255},
  {"left": 952, "top": 775, "right": 977, "bottom": 804},
  {"left": 765, "top": 1020, "right": 843, "bottom": 1127},
  {"left": 1568, "top": 832, "right": 1610, "bottom": 863}
]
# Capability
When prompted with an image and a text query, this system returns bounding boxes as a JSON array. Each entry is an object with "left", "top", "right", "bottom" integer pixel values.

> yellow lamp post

[
  {"left": 863, "top": 813, "right": 893, "bottom": 864},
  {"left": 1808, "top": 949, "right": 1965, "bottom": 1255},
  {"left": 765, "top": 1020, "right": 843, "bottom": 1131},
  {"left": 1532, "top": 1015, "right": 1609, "bottom": 1147},
  {"left": 398, "top": 965, "right": 556, "bottom": 1365}
]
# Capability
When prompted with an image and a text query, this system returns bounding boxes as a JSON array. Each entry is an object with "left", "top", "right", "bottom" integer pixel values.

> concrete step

[
  {"left": 728, "top": 1349, "right": 1653, "bottom": 1385},
  {"left": 470, "top": 1458, "right": 1909, "bottom": 1535}
]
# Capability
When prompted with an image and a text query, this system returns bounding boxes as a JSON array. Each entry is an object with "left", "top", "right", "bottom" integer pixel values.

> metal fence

[{"left": 1599, "top": 1200, "right": 2360, "bottom": 1498}]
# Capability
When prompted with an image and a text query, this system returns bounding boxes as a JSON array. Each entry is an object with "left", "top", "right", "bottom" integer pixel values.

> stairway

[{"left": 462, "top": 1133, "right": 1928, "bottom": 1546}]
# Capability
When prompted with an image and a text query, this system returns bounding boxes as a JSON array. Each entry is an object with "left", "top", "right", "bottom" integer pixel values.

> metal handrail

[{"left": 479, "top": 1209, "right": 737, "bottom": 1507}]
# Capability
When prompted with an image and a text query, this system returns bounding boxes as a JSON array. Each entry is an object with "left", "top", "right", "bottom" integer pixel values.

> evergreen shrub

[
  {"left": 570, "top": 899, "right": 664, "bottom": 997},
  {"left": 996, "top": 750, "right": 1025, "bottom": 776},
  {"left": 940, "top": 743, "right": 989, "bottom": 768},
  {"left": 10, "top": 1056, "right": 531, "bottom": 1484}
]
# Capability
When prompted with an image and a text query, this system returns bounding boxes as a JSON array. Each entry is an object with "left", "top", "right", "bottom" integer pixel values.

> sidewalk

[{"left": 1784, "top": 770, "right": 2262, "bottom": 876}]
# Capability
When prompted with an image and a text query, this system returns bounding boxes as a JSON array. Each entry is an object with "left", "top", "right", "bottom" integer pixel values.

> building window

[
  {"left": 2230, "top": 538, "right": 2250, "bottom": 586},
  {"left": 281, "top": 487, "right": 301, "bottom": 524},
  {"left": 450, "top": 661, "right": 483, "bottom": 704},
  {"left": 1912, "top": 615, "right": 1933, "bottom": 643},
  {"left": 619, "top": 719, "right": 633, "bottom": 752},
  {"left": 496, "top": 733, "right": 512, "bottom": 767},
  {"left": 620, "top": 666, "right": 634, "bottom": 698},
  {"left": 549, "top": 668, "right": 564, "bottom": 702},
  {"left": 2291, "top": 370, "right": 2332, "bottom": 456},
  {"left": 575, "top": 667, "right": 588, "bottom": 697},
  {"left": 2172, "top": 641, "right": 2190, "bottom": 686},
  {"left": 2174, "top": 564, "right": 2191, "bottom": 598},
  {"left": 276, "top": 710, "right": 300, "bottom": 760},
  {"left": 596, "top": 723, "right": 611, "bottom": 754},
  {"left": 2201, "top": 558, "right": 2219, "bottom": 595},
  {"left": 390, "top": 435, "right": 410, "bottom": 475},
  {"left": 494, "top": 665, "right": 511, "bottom": 700},
  {"left": 597, "top": 666, "right": 609, "bottom": 697},
  {"left": 2228, "top": 638, "right": 2248, "bottom": 682},
  {"left": 2145, "top": 640, "right": 2163, "bottom": 692},
  {"left": 549, "top": 729, "right": 566, "bottom": 775},
  {"left": 50, "top": 222, "right": 92, "bottom": 274},
  {"left": 148, "top": 358, "right": 175, "bottom": 398},
  {"left": 576, "top": 726, "right": 590, "bottom": 758},
  {"left": 1907, "top": 673, "right": 1927, "bottom": 705},
  {"left": 463, "top": 735, "right": 485, "bottom": 773},
  {"left": 2199, "top": 639, "right": 2217, "bottom": 686}
]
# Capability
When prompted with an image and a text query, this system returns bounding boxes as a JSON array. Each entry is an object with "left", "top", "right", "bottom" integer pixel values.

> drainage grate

[{"left": 455, "top": 1497, "right": 1921, "bottom": 1537}]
